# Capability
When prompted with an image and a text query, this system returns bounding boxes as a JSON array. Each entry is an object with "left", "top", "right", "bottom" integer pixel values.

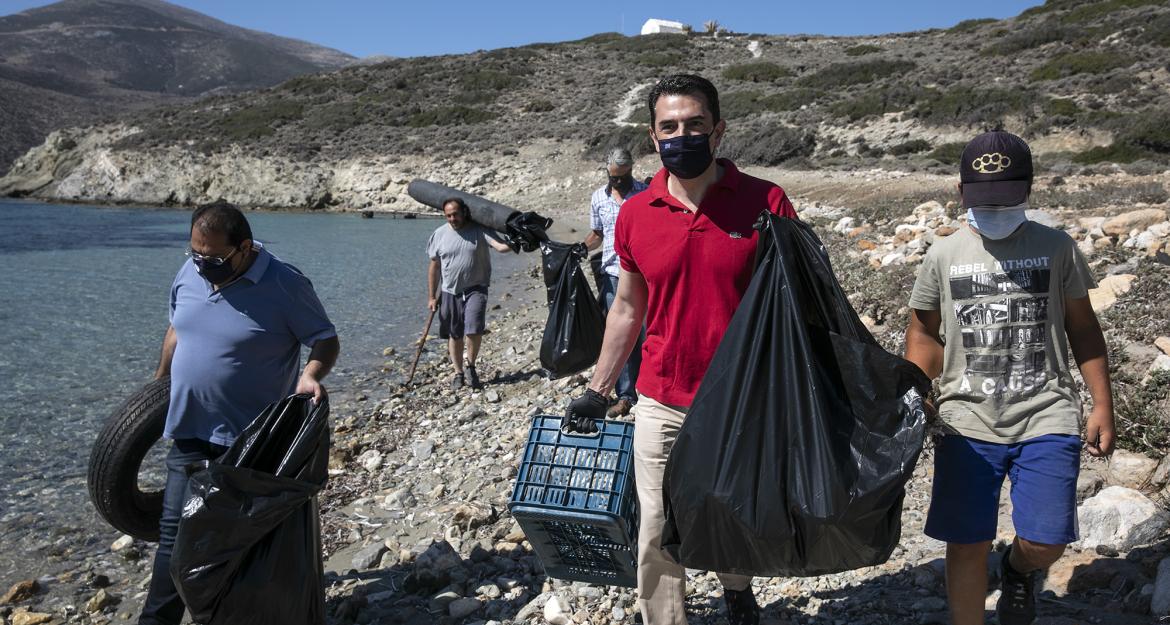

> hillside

[
  {"left": 0, "top": 0, "right": 355, "bottom": 172},
  {"left": 3, "top": 0, "right": 1168, "bottom": 209}
]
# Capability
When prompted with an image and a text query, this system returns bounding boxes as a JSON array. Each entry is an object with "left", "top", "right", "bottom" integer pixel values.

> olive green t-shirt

[{"left": 909, "top": 222, "right": 1097, "bottom": 443}]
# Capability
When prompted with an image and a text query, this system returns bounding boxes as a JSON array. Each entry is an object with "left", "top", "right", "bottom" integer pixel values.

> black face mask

[
  {"left": 608, "top": 173, "right": 634, "bottom": 194},
  {"left": 657, "top": 133, "right": 714, "bottom": 179},
  {"left": 194, "top": 251, "right": 240, "bottom": 284}
]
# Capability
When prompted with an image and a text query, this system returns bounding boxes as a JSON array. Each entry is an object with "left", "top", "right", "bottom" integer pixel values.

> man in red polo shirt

[{"left": 567, "top": 74, "right": 796, "bottom": 625}]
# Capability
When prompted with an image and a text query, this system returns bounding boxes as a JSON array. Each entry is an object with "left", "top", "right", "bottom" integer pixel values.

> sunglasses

[{"left": 184, "top": 246, "right": 240, "bottom": 266}]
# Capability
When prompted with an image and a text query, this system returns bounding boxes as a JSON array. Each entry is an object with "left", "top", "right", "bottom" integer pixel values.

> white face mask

[{"left": 967, "top": 203, "right": 1029, "bottom": 240}]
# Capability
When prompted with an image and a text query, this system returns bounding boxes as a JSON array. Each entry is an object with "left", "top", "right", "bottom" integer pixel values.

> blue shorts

[{"left": 925, "top": 434, "right": 1081, "bottom": 545}]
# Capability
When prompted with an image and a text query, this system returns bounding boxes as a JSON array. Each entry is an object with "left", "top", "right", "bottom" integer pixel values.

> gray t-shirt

[
  {"left": 908, "top": 222, "right": 1097, "bottom": 443},
  {"left": 426, "top": 223, "right": 499, "bottom": 295}
]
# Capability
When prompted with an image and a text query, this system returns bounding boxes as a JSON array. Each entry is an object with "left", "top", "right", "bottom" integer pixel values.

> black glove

[
  {"left": 565, "top": 389, "right": 608, "bottom": 433},
  {"left": 571, "top": 242, "right": 588, "bottom": 259}
]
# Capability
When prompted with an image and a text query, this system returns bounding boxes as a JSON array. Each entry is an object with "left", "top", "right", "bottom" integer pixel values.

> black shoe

[
  {"left": 724, "top": 587, "right": 759, "bottom": 625},
  {"left": 466, "top": 365, "right": 483, "bottom": 390},
  {"left": 451, "top": 373, "right": 465, "bottom": 389},
  {"left": 997, "top": 545, "right": 1037, "bottom": 625}
]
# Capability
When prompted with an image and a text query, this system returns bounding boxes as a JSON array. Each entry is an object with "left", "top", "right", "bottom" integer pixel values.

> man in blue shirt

[
  {"left": 140, "top": 201, "right": 340, "bottom": 625},
  {"left": 583, "top": 148, "right": 648, "bottom": 416}
]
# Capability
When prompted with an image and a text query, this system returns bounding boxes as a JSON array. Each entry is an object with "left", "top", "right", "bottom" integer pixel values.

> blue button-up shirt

[
  {"left": 590, "top": 181, "right": 648, "bottom": 278},
  {"left": 166, "top": 243, "right": 336, "bottom": 446}
]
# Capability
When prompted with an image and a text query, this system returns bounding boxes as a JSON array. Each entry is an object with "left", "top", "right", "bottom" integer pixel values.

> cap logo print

[{"left": 972, "top": 152, "right": 1011, "bottom": 174}]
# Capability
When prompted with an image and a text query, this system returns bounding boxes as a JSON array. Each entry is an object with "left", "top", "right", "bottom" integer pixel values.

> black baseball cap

[{"left": 959, "top": 131, "right": 1033, "bottom": 209}]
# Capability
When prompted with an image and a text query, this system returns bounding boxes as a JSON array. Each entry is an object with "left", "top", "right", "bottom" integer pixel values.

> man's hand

[
  {"left": 428, "top": 296, "right": 438, "bottom": 312},
  {"left": 296, "top": 374, "right": 328, "bottom": 404},
  {"left": 565, "top": 389, "right": 609, "bottom": 433},
  {"left": 1084, "top": 404, "right": 1115, "bottom": 457}
]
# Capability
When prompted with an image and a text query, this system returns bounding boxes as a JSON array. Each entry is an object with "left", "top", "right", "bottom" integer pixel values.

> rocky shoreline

[{"left": 3, "top": 184, "right": 1170, "bottom": 625}]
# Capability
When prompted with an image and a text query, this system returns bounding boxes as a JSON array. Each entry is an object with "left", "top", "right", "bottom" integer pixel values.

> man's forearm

[
  {"left": 154, "top": 325, "right": 177, "bottom": 379},
  {"left": 427, "top": 261, "right": 440, "bottom": 298},
  {"left": 588, "top": 308, "right": 641, "bottom": 396},
  {"left": 302, "top": 336, "right": 340, "bottom": 381}
]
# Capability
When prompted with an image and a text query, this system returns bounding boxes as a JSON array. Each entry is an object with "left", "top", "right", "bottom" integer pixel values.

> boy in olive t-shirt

[{"left": 904, "top": 132, "right": 1115, "bottom": 625}]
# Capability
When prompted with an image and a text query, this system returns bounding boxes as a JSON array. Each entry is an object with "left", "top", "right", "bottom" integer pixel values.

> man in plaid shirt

[{"left": 583, "top": 147, "right": 648, "bottom": 416}]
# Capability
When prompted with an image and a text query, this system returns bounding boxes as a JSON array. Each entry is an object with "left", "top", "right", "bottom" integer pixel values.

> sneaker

[
  {"left": 724, "top": 587, "right": 760, "bottom": 625},
  {"left": 997, "top": 545, "right": 1037, "bottom": 625},
  {"left": 607, "top": 398, "right": 633, "bottom": 417},
  {"left": 450, "top": 373, "right": 465, "bottom": 389},
  {"left": 466, "top": 364, "right": 483, "bottom": 390}
]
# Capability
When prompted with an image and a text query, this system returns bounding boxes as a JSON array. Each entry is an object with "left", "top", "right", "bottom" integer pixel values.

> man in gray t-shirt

[{"left": 426, "top": 198, "right": 512, "bottom": 390}]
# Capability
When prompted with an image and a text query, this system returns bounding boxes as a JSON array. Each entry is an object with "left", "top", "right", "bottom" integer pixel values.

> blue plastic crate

[{"left": 509, "top": 414, "right": 639, "bottom": 587}]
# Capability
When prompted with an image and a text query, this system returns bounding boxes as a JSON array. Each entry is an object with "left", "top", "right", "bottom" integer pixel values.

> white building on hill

[{"left": 640, "top": 18, "right": 687, "bottom": 35}]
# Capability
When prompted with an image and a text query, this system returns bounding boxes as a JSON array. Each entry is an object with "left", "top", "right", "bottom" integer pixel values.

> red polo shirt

[{"left": 613, "top": 159, "right": 796, "bottom": 407}]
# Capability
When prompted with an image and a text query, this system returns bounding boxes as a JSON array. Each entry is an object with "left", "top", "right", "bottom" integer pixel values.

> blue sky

[{"left": 2, "top": 0, "right": 1044, "bottom": 58}]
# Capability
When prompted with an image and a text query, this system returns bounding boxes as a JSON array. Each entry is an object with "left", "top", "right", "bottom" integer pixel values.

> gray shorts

[{"left": 439, "top": 286, "right": 488, "bottom": 339}]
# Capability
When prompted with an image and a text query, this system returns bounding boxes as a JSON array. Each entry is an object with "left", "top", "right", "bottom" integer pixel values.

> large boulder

[
  {"left": 1076, "top": 486, "right": 1170, "bottom": 551},
  {"left": 1103, "top": 209, "right": 1168, "bottom": 237},
  {"left": 1088, "top": 274, "right": 1136, "bottom": 313},
  {"left": 1107, "top": 449, "right": 1159, "bottom": 489}
]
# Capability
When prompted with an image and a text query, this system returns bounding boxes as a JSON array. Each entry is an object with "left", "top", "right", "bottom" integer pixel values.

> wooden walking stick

[{"left": 406, "top": 308, "right": 437, "bottom": 386}]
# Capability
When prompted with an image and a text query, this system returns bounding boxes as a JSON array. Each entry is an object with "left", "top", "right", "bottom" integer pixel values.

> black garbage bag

[
  {"left": 539, "top": 241, "right": 606, "bottom": 378},
  {"left": 588, "top": 250, "right": 606, "bottom": 295},
  {"left": 661, "top": 214, "right": 930, "bottom": 577},
  {"left": 507, "top": 210, "right": 554, "bottom": 253},
  {"left": 171, "top": 394, "right": 329, "bottom": 625}
]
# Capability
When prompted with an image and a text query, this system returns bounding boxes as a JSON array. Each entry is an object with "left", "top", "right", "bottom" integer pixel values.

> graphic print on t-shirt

[{"left": 949, "top": 257, "right": 1051, "bottom": 398}]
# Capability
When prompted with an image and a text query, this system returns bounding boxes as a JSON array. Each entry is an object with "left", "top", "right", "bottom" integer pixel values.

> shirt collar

[
  {"left": 239, "top": 241, "right": 270, "bottom": 284},
  {"left": 648, "top": 158, "right": 740, "bottom": 211}
]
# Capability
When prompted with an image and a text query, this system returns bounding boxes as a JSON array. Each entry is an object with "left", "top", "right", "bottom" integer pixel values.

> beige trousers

[{"left": 633, "top": 396, "right": 752, "bottom": 625}]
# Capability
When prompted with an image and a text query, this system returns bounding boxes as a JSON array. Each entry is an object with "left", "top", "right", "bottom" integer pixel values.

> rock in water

[
  {"left": 86, "top": 588, "right": 120, "bottom": 613},
  {"left": 352, "top": 543, "right": 388, "bottom": 570},
  {"left": 11, "top": 611, "right": 53, "bottom": 625},
  {"left": 1076, "top": 486, "right": 1170, "bottom": 551},
  {"left": 0, "top": 579, "right": 39, "bottom": 605}
]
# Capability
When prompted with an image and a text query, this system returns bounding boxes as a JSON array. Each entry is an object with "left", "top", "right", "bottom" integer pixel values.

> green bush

[
  {"left": 521, "top": 99, "right": 556, "bottom": 113},
  {"left": 889, "top": 139, "right": 932, "bottom": 155},
  {"left": 1031, "top": 51, "right": 1132, "bottom": 80},
  {"left": 829, "top": 85, "right": 924, "bottom": 121},
  {"left": 949, "top": 17, "right": 997, "bottom": 33},
  {"left": 606, "top": 33, "right": 689, "bottom": 53},
  {"left": 843, "top": 44, "right": 882, "bottom": 56},
  {"left": 982, "top": 25, "right": 1084, "bottom": 55},
  {"left": 574, "top": 32, "right": 627, "bottom": 45},
  {"left": 927, "top": 142, "right": 966, "bottom": 164},
  {"left": 721, "top": 90, "right": 766, "bottom": 118},
  {"left": 759, "top": 88, "right": 823, "bottom": 111},
  {"left": 460, "top": 70, "right": 524, "bottom": 91},
  {"left": 1112, "top": 369, "right": 1170, "bottom": 457},
  {"left": 1043, "top": 97, "right": 1079, "bottom": 117},
  {"left": 1074, "top": 143, "right": 1152, "bottom": 164},
  {"left": 404, "top": 106, "right": 497, "bottom": 127},
  {"left": 718, "top": 125, "right": 816, "bottom": 166},
  {"left": 798, "top": 60, "right": 917, "bottom": 88},
  {"left": 1141, "top": 12, "right": 1170, "bottom": 47},
  {"left": 723, "top": 61, "right": 793, "bottom": 82},
  {"left": 635, "top": 52, "right": 683, "bottom": 67},
  {"left": 722, "top": 89, "right": 823, "bottom": 118},
  {"left": 302, "top": 102, "right": 366, "bottom": 132},
  {"left": 912, "top": 86, "right": 1036, "bottom": 126},
  {"left": 582, "top": 124, "right": 655, "bottom": 161},
  {"left": 1061, "top": 0, "right": 1165, "bottom": 23},
  {"left": 280, "top": 74, "right": 334, "bottom": 95},
  {"left": 214, "top": 100, "right": 304, "bottom": 140}
]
